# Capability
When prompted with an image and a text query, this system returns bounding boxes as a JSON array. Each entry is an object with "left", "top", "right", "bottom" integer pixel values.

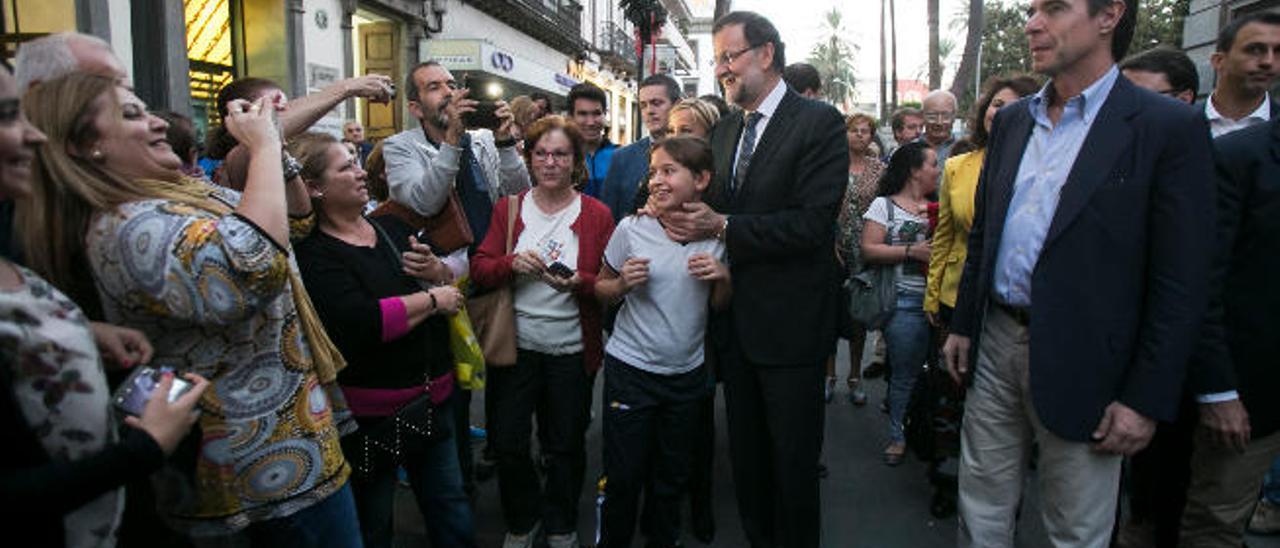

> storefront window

[
  {"left": 185, "top": 0, "right": 236, "bottom": 142},
  {"left": 0, "top": 0, "right": 77, "bottom": 64}
]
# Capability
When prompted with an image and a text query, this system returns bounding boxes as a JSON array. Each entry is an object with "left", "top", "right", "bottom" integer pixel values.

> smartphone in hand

[
  {"left": 112, "top": 366, "right": 194, "bottom": 417},
  {"left": 547, "top": 261, "right": 574, "bottom": 279}
]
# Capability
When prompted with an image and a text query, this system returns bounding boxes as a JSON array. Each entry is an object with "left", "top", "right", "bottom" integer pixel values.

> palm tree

[
  {"left": 880, "top": 0, "right": 889, "bottom": 120},
  {"left": 808, "top": 8, "right": 858, "bottom": 110},
  {"left": 949, "top": 0, "right": 985, "bottom": 106},
  {"left": 890, "top": 0, "right": 899, "bottom": 112},
  {"left": 928, "top": 0, "right": 941, "bottom": 89},
  {"left": 714, "top": 0, "right": 731, "bottom": 19}
]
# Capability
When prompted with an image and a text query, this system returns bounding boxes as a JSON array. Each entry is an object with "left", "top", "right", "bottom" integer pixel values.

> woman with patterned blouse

[
  {"left": 831, "top": 113, "right": 887, "bottom": 406},
  {"left": 18, "top": 72, "right": 361, "bottom": 546},
  {"left": 0, "top": 66, "right": 209, "bottom": 548}
]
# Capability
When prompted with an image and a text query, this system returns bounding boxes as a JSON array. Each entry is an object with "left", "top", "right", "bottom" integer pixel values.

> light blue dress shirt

[{"left": 992, "top": 65, "right": 1120, "bottom": 307}]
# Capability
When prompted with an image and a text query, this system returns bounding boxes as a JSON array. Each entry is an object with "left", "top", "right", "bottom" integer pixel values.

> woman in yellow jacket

[{"left": 924, "top": 76, "right": 1040, "bottom": 328}]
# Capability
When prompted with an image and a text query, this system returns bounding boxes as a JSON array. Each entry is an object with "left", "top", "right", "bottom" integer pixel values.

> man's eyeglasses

[
  {"left": 922, "top": 112, "right": 955, "bottom": 123},
  {"left": 710, "top": 44, "right": 762, "bottom": 68}
]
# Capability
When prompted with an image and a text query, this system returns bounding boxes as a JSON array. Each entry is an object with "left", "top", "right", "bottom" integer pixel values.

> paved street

[{"left": 396, "top": 343, "right": 1280, "bottom": 547}]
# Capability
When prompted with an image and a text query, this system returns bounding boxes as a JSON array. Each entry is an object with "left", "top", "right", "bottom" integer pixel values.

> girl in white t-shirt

[
  {"left": 593, "top": 136, "right": 729, "bottom": 547},
  {"left": 861, "top": 141, "right": 939, "bottom": 466}
]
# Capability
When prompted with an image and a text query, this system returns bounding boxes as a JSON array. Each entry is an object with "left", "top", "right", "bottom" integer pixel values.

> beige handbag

[{"left": 467, "top": 196, "right": 519, "bottom": 367}]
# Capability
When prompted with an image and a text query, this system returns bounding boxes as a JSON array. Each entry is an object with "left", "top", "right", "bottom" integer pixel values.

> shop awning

[{"left": 420, "top": 39, "right": 579, "bottom": 99}]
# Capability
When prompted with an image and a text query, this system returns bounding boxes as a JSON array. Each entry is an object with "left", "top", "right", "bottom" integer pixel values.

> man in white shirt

[
  {"left": 1180, "top": 11, "right": 1280, "bottom": 546},
  {"left": 1201, "top": 12, "right": 1280, "bottom": 138}
]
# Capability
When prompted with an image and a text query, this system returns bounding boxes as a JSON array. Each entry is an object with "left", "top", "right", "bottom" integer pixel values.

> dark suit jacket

[
  {"left": 952, "top": 75, "right": 1217, "bottom": 441},
  {"left": 1188, "top": 118, "right": 1280, "bottom": 437},
  {"left": 705, "top": 87, "right": 849, "bottom": 366},
  {"left": 600, "top": 136, "right": 651, "bottom": 222}
]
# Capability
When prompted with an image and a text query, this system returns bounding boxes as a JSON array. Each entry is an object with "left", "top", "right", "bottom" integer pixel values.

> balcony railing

[
  {"left": 597, "top": 20, "right": 637, "bottom": 72},
  {"left": 464, "top": 0, "right": 587, "bottom": 56}
]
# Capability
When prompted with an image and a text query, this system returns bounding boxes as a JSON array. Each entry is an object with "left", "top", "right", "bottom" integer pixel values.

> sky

[{"left": 731, "top": 0, "right": 972, "bottom": 104}]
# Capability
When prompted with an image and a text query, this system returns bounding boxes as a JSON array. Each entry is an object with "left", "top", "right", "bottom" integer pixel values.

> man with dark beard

[
  {"left": 381, "top": 60, "right": 531, "bottom": 495},
  {"left": 384, "top": 61, "right": 530, "bottom": 234}
]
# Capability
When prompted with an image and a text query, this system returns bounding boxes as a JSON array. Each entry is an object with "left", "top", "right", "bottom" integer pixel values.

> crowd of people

[{"left": 1, "top": 1, "right": 1279, "bottom": 548}]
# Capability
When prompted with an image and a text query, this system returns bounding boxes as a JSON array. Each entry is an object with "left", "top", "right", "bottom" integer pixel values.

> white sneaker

[
  {"left": 1249, "top": 499, "right": 1280, "bottom": 535},
  {"left": 502, "top": 522, "right": 541, "bottom": 548},
  {"left": 547, "top": 531, "right": 579, "bottom": 548}
]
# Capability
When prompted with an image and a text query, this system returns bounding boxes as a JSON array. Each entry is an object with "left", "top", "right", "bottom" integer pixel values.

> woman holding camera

[
  {"left": 291, "top": 132, "right": 475, "bottom": 547},
  {"left": 0, "top": 65, "right": 209, "bottom": 548},
  {"left": 471, "top": 115, "right": 614, "bottom": 548},
  {"left": 19, "top": 72, "right": 359, "bottom": 546}
]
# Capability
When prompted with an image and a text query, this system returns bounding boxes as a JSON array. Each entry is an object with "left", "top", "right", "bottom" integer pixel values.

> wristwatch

[{"left": 282, "top": 151, "right": 302, "bottom": 182}]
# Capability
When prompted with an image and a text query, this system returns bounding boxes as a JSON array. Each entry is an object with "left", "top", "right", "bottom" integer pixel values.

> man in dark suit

[
  {"left": 1198, "top": 12, "right": 1280, "bottom": 138},
  {"left": 660, "top": 11, "right": 847, "bottom": 548},
  {"left": 940, "top": 0, "right": 1216, "bottom": 546},
  {"left": 600, "top": 74, "right": 681, "bottom": 221},
  {"left": 1117, "top": 19, "right": 1278, "bottom": 546},
  {"left": 1178, "top": 117, "right": 1280, "bottom": 546},
  {"left": 1114, "top": 43, "right": 1201, "bottom": 548}
]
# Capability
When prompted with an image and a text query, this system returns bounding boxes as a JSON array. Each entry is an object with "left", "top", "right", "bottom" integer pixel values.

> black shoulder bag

[{"left": 345, "top": 218, "right": 448, "bottom": 478}]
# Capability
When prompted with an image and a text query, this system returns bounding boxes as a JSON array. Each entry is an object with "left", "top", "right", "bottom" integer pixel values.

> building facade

[{"left": 2, "top": 0, "right": 653, "bottom": 145}]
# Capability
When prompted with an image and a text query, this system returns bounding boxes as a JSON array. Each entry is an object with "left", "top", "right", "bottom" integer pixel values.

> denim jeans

[
  {"left": 883, "top": 290, "right": 928, "bottom": 443},
  {"left": 1265, "top": 456, "right": 1280, "bottom": 504},
  {"left": 244, "top": 484, "right": 363, "bottom": 548},
  {"left": 342, "top": 399, "right": 476, "bottom": 548}
]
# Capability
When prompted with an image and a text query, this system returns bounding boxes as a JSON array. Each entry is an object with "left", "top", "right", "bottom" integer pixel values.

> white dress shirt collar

[
  {"left": 1205, "top": 93, "right": 1272, "bottom": 138},
  {"left": 748, "top": 77, "right": 789, "bottom": 122}
]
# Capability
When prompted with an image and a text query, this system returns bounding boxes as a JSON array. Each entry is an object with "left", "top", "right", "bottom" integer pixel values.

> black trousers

[
  {"left": 598, "top": 356, "right": 709, "bottom": 547},
  {"left": 689, "top": 387, "right": 716, "bottom": 522},
  {"left": 488, "top": 349, "right": 592, "bottom": 535},
  {"left": 721, "top": 343, "right": 825, "bottom": 548}
]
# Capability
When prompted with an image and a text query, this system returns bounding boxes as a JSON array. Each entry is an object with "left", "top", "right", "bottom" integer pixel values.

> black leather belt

[{"left": 994, "top": 301, "right": 1030, "bottom": 327}]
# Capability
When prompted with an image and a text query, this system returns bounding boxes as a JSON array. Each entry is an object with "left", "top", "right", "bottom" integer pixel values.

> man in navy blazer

[
  {"left": 600, "top": 74, "right": 681, "bottom": 221},
  {"left": 941, "top": 0, "right": 1216, "bottom": 546}
]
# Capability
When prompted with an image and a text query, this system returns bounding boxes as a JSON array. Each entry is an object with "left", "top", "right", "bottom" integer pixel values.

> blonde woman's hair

[
  {"left": 20, "top": 73, "right": 132, "bottom": 313},
  {"left": 667, "top": 98, "right": 721, "bottom": 136},
  {"left": 509, "top": 95, "right": 537, "bottom": 130},
  {"left": 18, "top": 72, "right": 196, "bottom": 313}
]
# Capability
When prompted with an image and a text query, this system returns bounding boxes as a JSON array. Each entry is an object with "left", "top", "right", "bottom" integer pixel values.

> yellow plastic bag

[
  {"left": 449, "top": 308, "right": 485, "bottom": 390},
  {"left": 449, "top": 277, "right": 485, "bottom": 390}
]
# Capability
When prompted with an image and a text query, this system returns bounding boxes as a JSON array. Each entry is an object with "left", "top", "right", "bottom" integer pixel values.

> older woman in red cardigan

[{"left": 470, "top": 115, "right": 613, "bottom": 548}]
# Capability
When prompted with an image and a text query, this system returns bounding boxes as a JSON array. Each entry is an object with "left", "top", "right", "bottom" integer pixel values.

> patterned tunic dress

[
  {"left": 836, "top": 157, "right": 886, "bottom": 274},
  {"left": 86, "top": 184, "right": 350, "bottom": 535}
]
